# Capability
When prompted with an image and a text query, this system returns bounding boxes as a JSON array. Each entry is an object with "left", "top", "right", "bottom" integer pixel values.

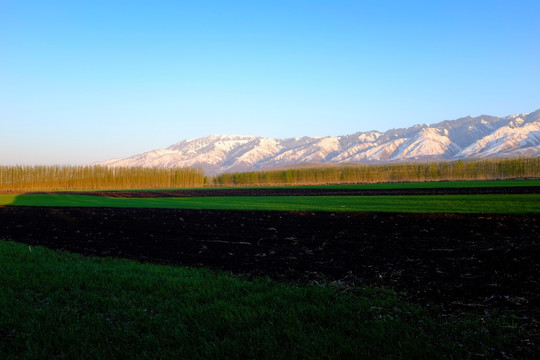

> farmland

[
  {"left": 1, "top": 180, "right": 539, "bottom": 358},
  {"left": 0, "top": 240, "right": 523, "bottom": 359},
  {"left": 1, "top": 193, "right": 539, "bottom": 214}
]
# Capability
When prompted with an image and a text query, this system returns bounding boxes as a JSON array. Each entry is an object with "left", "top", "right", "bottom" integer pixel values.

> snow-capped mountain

[{"left": 95, "top": 109, "right": 540, "bottom": 175}]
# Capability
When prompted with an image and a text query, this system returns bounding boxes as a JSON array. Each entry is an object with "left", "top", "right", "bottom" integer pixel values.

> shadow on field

[{"left": 0, "top": 193, "right": 50, "bottom": 207}]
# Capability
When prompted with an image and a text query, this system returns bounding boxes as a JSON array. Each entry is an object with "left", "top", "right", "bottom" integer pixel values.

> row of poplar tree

[{"left": 1, "top": 158, "right": 539, "bottom": 191}]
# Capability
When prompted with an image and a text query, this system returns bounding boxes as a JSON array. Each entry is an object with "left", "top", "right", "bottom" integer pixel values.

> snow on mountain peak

[{"left": 94, "top": 109, "right": 540, "bottom": 174}]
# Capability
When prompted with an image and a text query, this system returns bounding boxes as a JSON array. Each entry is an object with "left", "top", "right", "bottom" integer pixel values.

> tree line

[
  {"left": 212, "top": 158, "right": 540, "bottom": 186},
  {"left": 1, "top": 158, "right": 538, "bottom": 191},
  {"left": 0, "top": 165, "right": 205, "bottom": 192}
]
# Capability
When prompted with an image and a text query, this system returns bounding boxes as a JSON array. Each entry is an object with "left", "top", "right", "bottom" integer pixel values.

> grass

[
  {"left": 0, "top": 240, "right": 521, "bottom": 359},
  {"left": 1, "top": 193, "right": 539, "bottom": 214}
]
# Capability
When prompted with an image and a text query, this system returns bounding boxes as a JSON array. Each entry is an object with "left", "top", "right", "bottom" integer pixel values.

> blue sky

[{"left": 1, "top": 0, "right": 539, "bottom": 165}]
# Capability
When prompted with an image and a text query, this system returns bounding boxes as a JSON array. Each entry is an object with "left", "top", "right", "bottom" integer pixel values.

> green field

[
  {"left": 0, "top": 240, "right": 520, "bottom": 359},
  {"left": 1, "top": 193, "right": 539, "bottom": 214}
]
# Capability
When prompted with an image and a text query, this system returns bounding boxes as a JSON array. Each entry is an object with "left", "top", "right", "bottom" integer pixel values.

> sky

[{"left": 1, "top": 0, "right": 539, "bottom": 165}]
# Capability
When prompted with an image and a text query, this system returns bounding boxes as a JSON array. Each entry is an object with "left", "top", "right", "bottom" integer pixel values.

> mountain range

[{"left": 96, "top": 109, "right": 540, "bottom": 175}]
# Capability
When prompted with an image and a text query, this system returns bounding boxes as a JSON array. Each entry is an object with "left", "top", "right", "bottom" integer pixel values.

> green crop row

[
  {"left": 0, "top": 240, "right": 521, "bottom": 359},
  {"left": 1, "top": 194, "right": 538, "bottom": 214}
]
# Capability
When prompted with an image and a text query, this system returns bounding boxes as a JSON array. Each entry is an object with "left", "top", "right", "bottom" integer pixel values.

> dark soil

[
  {"left": 1, "top": 190, "right": 539, "bottom": 353},
  {"left": 1, "top": 207, "right": 538, "bottom": 310}
]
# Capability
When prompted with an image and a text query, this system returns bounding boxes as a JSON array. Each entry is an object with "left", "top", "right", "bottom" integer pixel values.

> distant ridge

[{"left": 95, "top": 109, "right": 540, "bottom": 175}]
